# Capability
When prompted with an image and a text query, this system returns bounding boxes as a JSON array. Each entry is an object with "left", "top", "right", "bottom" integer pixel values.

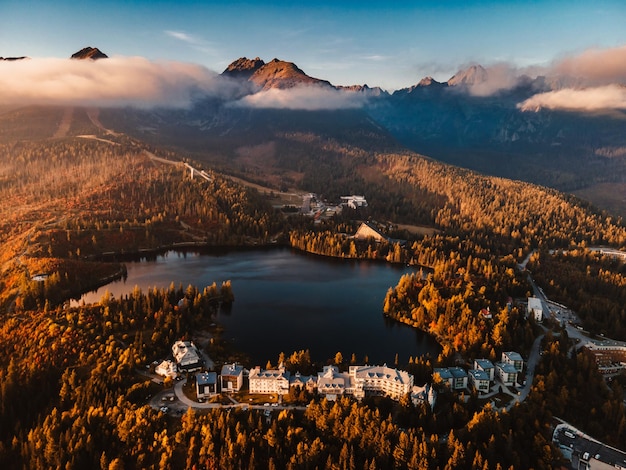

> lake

[{"left": 78, "top": 248, "right": 441, "bottom": 365}]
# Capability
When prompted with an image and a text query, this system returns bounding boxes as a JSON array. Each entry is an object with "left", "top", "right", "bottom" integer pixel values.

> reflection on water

[{"left": 78, "top": 248, "right": 441, "bottom": 364}]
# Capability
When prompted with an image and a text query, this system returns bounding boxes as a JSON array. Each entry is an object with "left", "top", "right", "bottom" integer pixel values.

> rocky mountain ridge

[{"left": 70, "top": 47, "right": 108, "bottom": 60}]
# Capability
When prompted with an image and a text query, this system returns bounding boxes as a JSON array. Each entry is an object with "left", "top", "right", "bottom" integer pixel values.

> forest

[{"left": 1, "top": 107, "right": 626, "bottom": 468}]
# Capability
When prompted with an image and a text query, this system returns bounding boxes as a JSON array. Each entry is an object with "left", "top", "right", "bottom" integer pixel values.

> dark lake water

[{"left": 78, "top": 248, "right": 441, "bottom": 365}]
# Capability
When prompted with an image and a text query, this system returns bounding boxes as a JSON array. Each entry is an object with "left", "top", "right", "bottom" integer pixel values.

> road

[{"left": 149, "top": 377, "right": 307, "bottom": 415}]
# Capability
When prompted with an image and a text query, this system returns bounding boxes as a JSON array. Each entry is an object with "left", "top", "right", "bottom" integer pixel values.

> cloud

[
  {"left": 465, "top": 63, "right": 524, "bottom": 97},
  {"left": 517, "top": 45, "right": 626, "bottom": 112},
  {"left": 164, "top": 30, "right": 217, "bottom": 56},
  {"left": 232, "top": 85, "right": 367, "bottom": 110},
  {"left": 518, "top": 85, "right": 626, "bottom": 112},
  {"left": 550, "top": 45, "right": 626, "bottom": 86},
  {"left": 0, "top": 57, "right": 244, "bottom": 108},
  {"left": 165, "top": 30, "right": 198, "bottom": 44},
  {"left": 451, "top": 45, "right": 626, "bottom": 99}
]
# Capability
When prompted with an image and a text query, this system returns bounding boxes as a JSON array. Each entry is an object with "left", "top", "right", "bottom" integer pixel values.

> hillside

[{"left": 2, "top": 101, "right": 626, "bottom": 467}]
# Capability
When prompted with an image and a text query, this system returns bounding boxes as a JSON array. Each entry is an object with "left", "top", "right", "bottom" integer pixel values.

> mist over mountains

[{"left": 1, "top": 46, "right": 626, "bottom": 212}]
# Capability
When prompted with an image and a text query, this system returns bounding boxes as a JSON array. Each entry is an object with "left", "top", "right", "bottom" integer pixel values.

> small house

[
  {"left": 469, "top": 369, "right": 491, "bottom": 394},
  {"left": 502, "top": 351, "right": 524, "bottom": 372},
  {"left": 496, "top": 362, "right": 518, "bottom": 386},
  {"left": 473, "top": 359, "right": 495, "bottom": 382},
  {"left": 196, "top": 372, "right": 217, "bottom": 399},
  {"left": 220, "top": 363, "right": 244, "bottom": 392}
]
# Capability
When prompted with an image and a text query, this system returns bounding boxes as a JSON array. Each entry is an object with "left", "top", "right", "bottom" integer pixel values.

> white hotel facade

[{"left": 249, "top": 363, "right": 414, "bottom": 402}]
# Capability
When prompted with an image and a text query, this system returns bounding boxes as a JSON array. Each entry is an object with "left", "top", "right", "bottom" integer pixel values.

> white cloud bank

[
  {"left": 453, "top": 45, "right": 626, "bottom": 112},
  {"left": 232, "top": 85, "right": 367, "bottom": 110},
  {"left": 0, "top": 57, "right": 243, "bottom": 108},
  {"left": 518, "top": 85, "right": 626, "bottom": 112},
  {"left": 517, "top": 45, "right": 626, "bottom": 112}
]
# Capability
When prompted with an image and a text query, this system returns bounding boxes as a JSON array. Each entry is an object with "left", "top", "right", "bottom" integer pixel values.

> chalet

[
  {"left": 468, "top": 369, "right": 491, "bottom": 394},
  {"left": 496, "top": 362, "right": 518, "bottom": 386},
  {"left": 196, "top": 372, "right": 218, "bottom": 399},
  {"left": 473, "top": 359, "right": 495, "bottom": 382},
  {"left": 502, "top": 351, "right": 524, "bottom": 372},
  {"left": 527, "top": 296, "right": 543, "bottom": 322},
  {"left": 220, "top": 363, "right": 244, "bottom": 392},
  {"left": 171, "top": 340, "right": 202, "bottom": 372}
]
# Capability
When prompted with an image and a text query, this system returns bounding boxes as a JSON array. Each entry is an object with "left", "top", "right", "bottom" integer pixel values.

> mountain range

[{"left": 2, "top": 47, "right": 626, "bottom": 216}]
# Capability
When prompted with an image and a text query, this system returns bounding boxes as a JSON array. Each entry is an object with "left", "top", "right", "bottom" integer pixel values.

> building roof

[
  {"left": 528, "top": 296, "right": 543, "bottom": 310},
  {"left": 496, "top": 362, "right": 518, "bottom": 374},
  {"left": 317, "top": 365, "right": 349, "bottom": 392},
  {"left": 433, "top": 368, "right": 453, "bottom": 380},
  {"left": 474, "top": 359, "right": 494, "bottom": 369},
  {"left": 290, "top": 372, "right": 315, "bottom": 386},
  {"left": 172, "top": 340, "right": 201, "bottom": 367},
  {"left": 469, "top": 369, "right": 490, "bottom": 381},
  {"left": 250, "top": 366, "right": 290, "bottom": 381},
  {"left": 586, "top": 338, "right": 626, "bottom": 350},
  {"left": 196, "top": 371, "right": 217, "bottom": 386},
  {"left": 449, "top": 367, "right": 468, "bottom": 379},
  {"left": 353, "top": 365, "right": 413, "bottom": 385},
  {"left": 503, "top": 351, "right": 523, "bottom": 362},
  {"left": 221, "top": 363, "right": 244, "bottom": 376}
]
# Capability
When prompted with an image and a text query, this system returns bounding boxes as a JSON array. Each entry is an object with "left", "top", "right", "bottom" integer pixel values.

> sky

[{"left": 2, "top": 0, "right": 626, "bottom": 91}]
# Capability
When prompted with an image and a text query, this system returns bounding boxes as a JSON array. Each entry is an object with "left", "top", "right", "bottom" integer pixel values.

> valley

[{"left": 1, "top": 48, "right": 626, "bottom": 469}]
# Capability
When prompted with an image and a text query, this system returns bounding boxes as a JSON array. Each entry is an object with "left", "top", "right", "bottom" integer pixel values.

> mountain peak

[
  {"left": 448, "top": 64, "right": 488, "bottom": 87},
  {"left": 71, "top": 47, "right": 108, "bottom": 60},
  {"left": 223, "top": 56, "right": 330, "bottom": 89},
  {"left": 245, "top": 58, "right": 332, "bottom": 90},
  {"left": 417, "top": 76, "right": 445, "bottom": 88},
  {"left": 223, "top": 57, "right": 266, "bottom": 80}
]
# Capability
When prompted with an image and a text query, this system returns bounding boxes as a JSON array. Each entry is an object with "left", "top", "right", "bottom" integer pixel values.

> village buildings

[{"left": 435, "top": 352, "right": 524, "bottom": 393}]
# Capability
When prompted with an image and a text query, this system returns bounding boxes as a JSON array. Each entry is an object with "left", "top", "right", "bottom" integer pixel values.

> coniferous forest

[{"left": 1, "top": 107, "right": 626, "bottom": 469}]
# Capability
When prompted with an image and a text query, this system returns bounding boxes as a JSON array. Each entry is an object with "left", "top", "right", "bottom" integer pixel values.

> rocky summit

[{"left": 70, "top": 47, "right": 108, "bottom": 60}]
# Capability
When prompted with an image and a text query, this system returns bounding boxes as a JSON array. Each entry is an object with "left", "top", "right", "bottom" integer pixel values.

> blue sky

[{"left": 2, "top": 0, "right": 626, "bottom": 90}]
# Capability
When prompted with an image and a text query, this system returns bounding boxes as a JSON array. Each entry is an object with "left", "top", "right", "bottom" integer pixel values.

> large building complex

[{"left": 249, "top": 363, "right": 414, "bottom": 402}]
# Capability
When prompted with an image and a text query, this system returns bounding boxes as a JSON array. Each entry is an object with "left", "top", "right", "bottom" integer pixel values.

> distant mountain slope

[
  {"left": 369, "top": 65, "right": 626, "bottom": 195},
  {"left": 3, "top": 51, "right": 625, "bottom": 216}
]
